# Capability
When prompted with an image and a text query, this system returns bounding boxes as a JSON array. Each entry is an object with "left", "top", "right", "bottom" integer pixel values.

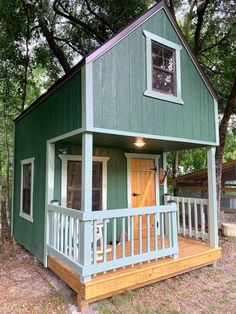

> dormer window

[{"left": 143, "top": 30, "right": 184, "bottom": 105}]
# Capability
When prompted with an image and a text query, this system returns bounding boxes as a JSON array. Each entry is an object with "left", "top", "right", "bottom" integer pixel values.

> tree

[{"left": 168, "top": 0, "right": 236, "bottom": 219}]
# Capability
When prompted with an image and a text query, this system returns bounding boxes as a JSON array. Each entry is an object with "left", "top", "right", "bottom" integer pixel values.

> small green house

[{"left": 12, "top": 1, "right": 221, "bottom": 309}]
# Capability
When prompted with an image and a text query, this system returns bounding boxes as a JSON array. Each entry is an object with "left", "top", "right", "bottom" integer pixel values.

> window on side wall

[
  {"left": 143, "top": 30, "right": 184, "bottom": 105},
  {"left": 20, "top": 158, "right": 34, "bottom": 222}
]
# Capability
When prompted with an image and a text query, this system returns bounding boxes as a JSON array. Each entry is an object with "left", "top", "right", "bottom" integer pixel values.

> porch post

[
  {"left": 207, "top": 147, "right": 218, "bottom": 248},
  {"left": 44, "top": 142, "right": 55, "bottom": 267},
  {"left": 80, "top": 132, "right": 93, "bottom": 282}
]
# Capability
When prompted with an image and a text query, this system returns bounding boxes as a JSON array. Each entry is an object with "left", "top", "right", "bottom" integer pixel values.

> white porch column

[
  {"left": 80, "top": 132, "right": 93, "bottom": 282},
  {"left": 44, "top": 142, "right": 55, "bottom": 267},
  {"left": 207, "top": 147, "right": 218, "bottom": 248}
]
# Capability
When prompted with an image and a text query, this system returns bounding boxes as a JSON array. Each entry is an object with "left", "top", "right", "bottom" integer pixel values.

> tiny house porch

[
  {"left": 45, "top": 131, "right": 220, "bottom": 310},
  {"left": 46, "top": 196, "right": 221, "bottom": 310}
]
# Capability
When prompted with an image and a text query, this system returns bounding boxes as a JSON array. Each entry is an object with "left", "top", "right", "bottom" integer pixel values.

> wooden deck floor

[{"left": 48, "top": 236, "right": 221, "bottom": 311}]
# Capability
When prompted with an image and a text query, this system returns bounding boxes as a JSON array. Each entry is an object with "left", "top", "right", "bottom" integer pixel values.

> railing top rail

[
  {"left": 165, "top": 195, "right": 208, "bottom": 204},
  {"left": 47, "top": 203, "right": 177, "bottom": 221},
  {"left": 83, "top": 204, "right": 177, "bottom": 221},
  {"left": 47, "top": 204, "right": 84, "bottom": 220}
]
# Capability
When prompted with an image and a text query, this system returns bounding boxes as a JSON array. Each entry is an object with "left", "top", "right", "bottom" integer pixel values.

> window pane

[
  {"left": 163, "top": 57, "right": 174, "bottom": 72},
  {"left": 22, "top": 163, "right": 31, "bottom": 215},
  {"left": 152, "top": 68, "right": 175, "bottom": 95},
  {"left": 153, "top": 54, "right": 164, "bottom": 68},
  {"left": 152, "top": 43, "right": 162, "bottom": 56},
  {"left": 92, "top": 162, "right": 103, "bottom": 211},
  {"left": 152, "top": 42, "right": 176, "bottom": 95},
  {"left": 67, "top": 161, "right": 82, "bottom": 210},
  {"left": 67, "top": 160, "right": 103, "bottom": 211}
]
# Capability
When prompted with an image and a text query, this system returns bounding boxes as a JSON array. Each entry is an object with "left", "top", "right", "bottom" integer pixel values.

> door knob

[{"left": 132, "top": 192, "right": 141, "bottom": 197}]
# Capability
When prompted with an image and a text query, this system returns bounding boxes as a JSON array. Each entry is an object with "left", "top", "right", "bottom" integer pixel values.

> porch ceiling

[{"left": 58, "top": 131, "right": 207, "bottom": 152}]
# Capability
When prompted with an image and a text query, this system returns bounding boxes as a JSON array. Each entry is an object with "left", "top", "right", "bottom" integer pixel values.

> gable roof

[{"left": 15, "top": 0, "right": 217, "bottom": 123}]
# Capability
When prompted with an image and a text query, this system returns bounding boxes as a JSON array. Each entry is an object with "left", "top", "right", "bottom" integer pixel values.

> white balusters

[
  {"left": 138, "top": 215, "right": 142, "bottom": 254},
  {"left": 200, "top": 201, "right": 205, "bottom": 241},
  {"left": 47, "top": 203, "right": 179, "bottom": 279},
  {"left": 177, "top": 200, "right": 180, "bottom": 234},
  {"left": 160, "top": 213, "right": 165, "bottom": 249},
  {"left": 146, "top": 214, "right": 150, "bottom": 253},
  {"left": 165, "top": 196, "right": 208, "bottom": 241},
  {"left": 168, "top": 212, "right": 172, "bottom": 248},
  {"left": 93, "top": 220, "right": 97, "bottom": 264},
  {"left": 154, "top": 213, "right": 158, "bottom": 251},
  {"left": 194, "top": 200, "right": 198, "bottom": 240},
  {"left": 130, "top": 216, "right": 134, "bottom": 256},
  {"left": 182, "top": 199, "right": 186, "bottom": 236},
  {"left": 112, "top": 218, "right": 117, "bottom": 261},
  {"left": 188, "top": 199, "right": 192, "bottom": 238},
  {"left": 103, "top": 219, "right": 107, "bottom": 263},
  {"left": 122, "top": 217, "right": 126, "bottom": 258}
]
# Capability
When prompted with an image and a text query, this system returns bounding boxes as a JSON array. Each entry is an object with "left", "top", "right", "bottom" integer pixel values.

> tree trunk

[
  {"left": 2, "top": 100, "right": 11, "bottom": 237},
  {"left": 215, "top": 77, "right": 236, "bottom": 224},
  {"left": 0, "top": 158, "right": 2, "bottom": 245},
  {"left": 172, "top": 151, "right": 180, "bottom": 196},
  {"left": 38, "top": 14, "right": 71, "bottom": 74}
]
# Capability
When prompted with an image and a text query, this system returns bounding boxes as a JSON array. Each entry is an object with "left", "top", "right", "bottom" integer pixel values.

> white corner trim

[
  {"left": 44, "top": 142, "right": 55, "bottom": 267},
  {"left": 19, "top": 157, "right": 35, "bottom": 223},
  {"left": 85, "top": 62, "right": 93, "bottom": 130},
  {"left": 214, "top": 99, "right": 219, "bottom": 146},
  {"left": 59, "top": 154, "right": 109, "bottom": 210},
  {"left": 143, "top": 30, "right": 184, "bottom": 105}
]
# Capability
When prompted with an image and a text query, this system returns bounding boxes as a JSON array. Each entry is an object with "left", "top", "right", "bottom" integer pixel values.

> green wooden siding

[
  {"left": 13, "top": 72, "right": 82, "bottom": 262},
  {"left": 93, "top": 9, "right": 216, "bottom": 143}
]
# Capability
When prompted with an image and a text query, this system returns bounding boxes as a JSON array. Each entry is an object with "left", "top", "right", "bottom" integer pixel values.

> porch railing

[
  {"left": 164, "top": 195, "right": 208, "bottom": 241},
  {"left": 47, "top": 203, "right": 178, "bottom": 281}
]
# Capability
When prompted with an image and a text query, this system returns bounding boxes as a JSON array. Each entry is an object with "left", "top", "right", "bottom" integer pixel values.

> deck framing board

[{"left": 47, "top": 237, "right": 221, "bottom": 307}]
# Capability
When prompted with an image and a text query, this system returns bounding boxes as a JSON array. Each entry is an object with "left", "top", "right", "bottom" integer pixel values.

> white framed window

[
  {"left": 20, "top": 157, "right": 35, "bottom": 222},
  {"left": 143, "top": 30, "right": 184, "bottom": 105},
  {"left": 59, "top": 155, "right": 109, "bottom": 211}
]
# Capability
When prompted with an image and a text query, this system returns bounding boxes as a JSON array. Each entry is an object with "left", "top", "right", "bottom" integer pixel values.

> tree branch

[
  {"left": 38, "top": 13, "right": 71, "bottom": 73},
  {"left": 53, "top": 0, "right": 107, "bottom": 44},
  {"left": 83, "top": 0, "right": 116, "bottom": 33},
  {"left": 194, "top": 0, "right": 210, "bottom": 56}
]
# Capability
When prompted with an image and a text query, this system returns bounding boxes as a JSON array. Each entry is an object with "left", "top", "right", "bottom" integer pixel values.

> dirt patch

[
  {"left": 98, "top": 237, "right": 236, "bottom": 314},
  {"left": 0, "top": 238, "right": 236, "bottom": 313},
  {"left": 0, "top": 241, "right": 97, "bottom": 314}
]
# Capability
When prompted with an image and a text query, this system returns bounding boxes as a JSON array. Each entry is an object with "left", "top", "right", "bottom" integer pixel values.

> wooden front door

[{"left": 131, "top": 158, "right": 157, "bottom": 239}]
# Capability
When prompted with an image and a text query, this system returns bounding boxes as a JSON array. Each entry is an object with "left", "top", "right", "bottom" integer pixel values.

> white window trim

[
  {"left": 59, "top": 154, "right": 109, "bottom": 210},
  {"left": 20, "top": 157, "right": 35, "bottom": 223},
  {"left": 143, "top": 30, "right": 184, "bottom": 105}
]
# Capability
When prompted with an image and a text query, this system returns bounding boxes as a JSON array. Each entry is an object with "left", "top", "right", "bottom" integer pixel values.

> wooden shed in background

[{"left": 172, "top": 160, "right": 236, "bottom": 223}]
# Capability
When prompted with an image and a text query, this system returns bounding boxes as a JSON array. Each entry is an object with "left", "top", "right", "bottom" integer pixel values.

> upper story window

[
  {"left": 143, "top": 30, "right": 184, "bottom": 105},
  {"left": 152, "top": 42, "right": 176, "bottom": 95},
  {"left": 20, "top": 158, "right": 34, "bottom": 222}
]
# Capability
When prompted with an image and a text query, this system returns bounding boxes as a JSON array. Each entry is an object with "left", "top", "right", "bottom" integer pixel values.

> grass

[{"left": 227, "top": 279, "right": 236, "bottom": 292}]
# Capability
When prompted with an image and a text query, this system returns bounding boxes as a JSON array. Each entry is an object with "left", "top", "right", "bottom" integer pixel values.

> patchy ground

[{"left": 0, "top": 237, "right": 236, "bottom": 314}]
